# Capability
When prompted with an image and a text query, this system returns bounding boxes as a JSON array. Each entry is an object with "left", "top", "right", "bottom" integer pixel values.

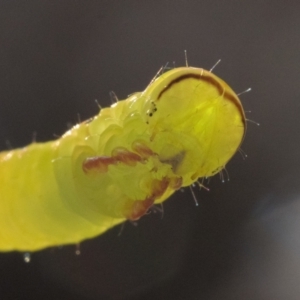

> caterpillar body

[{"left": 0, "top": 67, "right": 246, "bottom": 252}]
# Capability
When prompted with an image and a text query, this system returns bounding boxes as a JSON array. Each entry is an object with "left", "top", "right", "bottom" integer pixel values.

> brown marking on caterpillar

[
  {"left": 112, "top": 147, "right": 143, "bottom": 166},
  {"left": 82, "top": 147, "right": 143, "bottom": 173},
  {"left": 169, "top": 176, "right": 183, "bottom": 190},
  {"left": 224, "top": 91, "right": 246, "bottom": 129},
  {"left": 82, "top": 156, "right": 115, "bottom": 173},
  {"left": 132, "top": 140, "right": 155, "bottom": 158},
  {"left": 157, "top": 73, "right": 220, "bottom": 99},
  {"left": 157, "top": 72, "right": 246, "bottom": 129},
  {"left": 125, "top": 195, "right": 156, "bottom": 221},
  {"left": 124, "top": 178, "right": 170, "bottom": 221}
]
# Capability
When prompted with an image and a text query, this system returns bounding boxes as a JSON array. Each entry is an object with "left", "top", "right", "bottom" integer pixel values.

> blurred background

[{"left": 0, "top": 1, "right": 299, "bottom": 299}]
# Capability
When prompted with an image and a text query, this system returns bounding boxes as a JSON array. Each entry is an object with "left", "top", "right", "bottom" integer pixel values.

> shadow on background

[{"left": 0, "top": 1, "right": 299, "bottom": 299}]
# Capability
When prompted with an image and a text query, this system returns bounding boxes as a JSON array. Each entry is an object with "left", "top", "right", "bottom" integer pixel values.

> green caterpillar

[{"left": 0, "top": 66, "right": 246, "bottom": 252}]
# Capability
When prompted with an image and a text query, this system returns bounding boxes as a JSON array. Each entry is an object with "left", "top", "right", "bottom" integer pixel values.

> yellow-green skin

[{"left": 0, "top": 67, "right": 245, "bottom": 252}]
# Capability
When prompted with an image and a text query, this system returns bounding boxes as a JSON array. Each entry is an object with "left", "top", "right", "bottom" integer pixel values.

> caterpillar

[{"left": 0, "top": 66, "right": 246, "bottom": 252}]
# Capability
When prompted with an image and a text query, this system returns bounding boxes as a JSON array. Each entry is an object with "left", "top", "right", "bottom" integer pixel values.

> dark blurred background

[{"left": 0, "top": 1, "right": 299, "bottom": 299}]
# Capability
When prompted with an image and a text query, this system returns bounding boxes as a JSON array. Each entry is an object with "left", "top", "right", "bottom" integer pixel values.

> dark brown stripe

[
  {"left": 157, "top": 73, "right": 223, "bottom": 100},
  {"left": 157, "top": 72, "right": 246, "bottom": 129},
  {"left": 223, "top": 92, "right": 246, "bottom": 129}
]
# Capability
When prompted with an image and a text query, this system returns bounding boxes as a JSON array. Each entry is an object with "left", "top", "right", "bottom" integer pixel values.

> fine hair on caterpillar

[{"left": 0, "top": 65, "right": 246, "bottom": 252}]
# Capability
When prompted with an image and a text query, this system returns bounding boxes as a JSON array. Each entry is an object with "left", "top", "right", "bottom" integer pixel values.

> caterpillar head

[{"left": 140, "top": 67, "right": 246, "bottom": 186}]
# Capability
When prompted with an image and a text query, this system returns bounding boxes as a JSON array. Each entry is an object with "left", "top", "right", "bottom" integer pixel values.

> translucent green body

[{"left": 0, "top": 67, "right": 245, "bottom": 251}]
